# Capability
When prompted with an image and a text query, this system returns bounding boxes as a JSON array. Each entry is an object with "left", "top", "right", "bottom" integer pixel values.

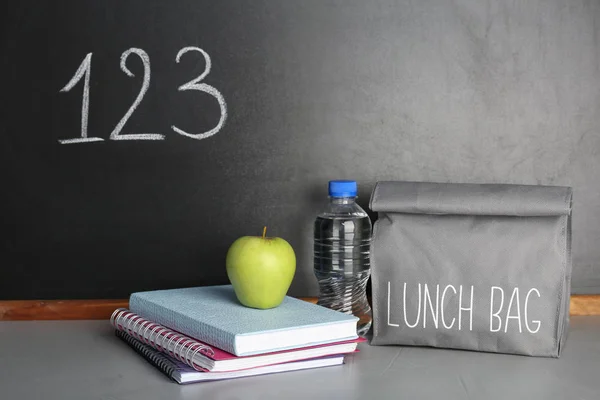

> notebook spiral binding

[
  {"left": 116, "top": 330, "right": 180, "bottom": 379},
  {"left": 110, "top": 308, "right": 214, "bottom": 371}
]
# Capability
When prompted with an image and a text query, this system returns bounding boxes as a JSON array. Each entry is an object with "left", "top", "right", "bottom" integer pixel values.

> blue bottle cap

[{"left": 328, "top": 180, "right": 358, "bottom": 198}]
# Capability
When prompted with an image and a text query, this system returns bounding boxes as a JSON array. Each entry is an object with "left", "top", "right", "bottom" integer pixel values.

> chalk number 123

[{"left": 58, "top": 46, "right": 227, "bottom": 144}]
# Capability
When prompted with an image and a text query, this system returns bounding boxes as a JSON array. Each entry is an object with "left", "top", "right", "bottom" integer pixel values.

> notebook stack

[{"left": 111, "top": 285, "right": 362, "bottom": 384}]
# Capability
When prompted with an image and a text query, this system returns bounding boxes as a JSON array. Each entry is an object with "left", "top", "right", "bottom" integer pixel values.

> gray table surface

[{"left": 1, "top": 317, "right": 599, "bottom": 400}]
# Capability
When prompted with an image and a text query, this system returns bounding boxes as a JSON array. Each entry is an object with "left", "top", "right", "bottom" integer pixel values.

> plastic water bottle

[{"left": 313, "top": 180, "right": 372, "bottom": 336}]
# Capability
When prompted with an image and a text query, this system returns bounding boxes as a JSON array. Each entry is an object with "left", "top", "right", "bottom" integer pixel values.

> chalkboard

[{"left": 2, "top": 0, "right": 600, "bottom": 300}]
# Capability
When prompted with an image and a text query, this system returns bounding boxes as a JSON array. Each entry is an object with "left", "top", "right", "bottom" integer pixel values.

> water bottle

[{"left": 313, "top": 180, "right": 372, "bottom": 336}]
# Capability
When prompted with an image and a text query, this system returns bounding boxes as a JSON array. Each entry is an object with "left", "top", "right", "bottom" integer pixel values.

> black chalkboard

[{"left": 3, "top": 1, "right": 600, "bottom": 299}]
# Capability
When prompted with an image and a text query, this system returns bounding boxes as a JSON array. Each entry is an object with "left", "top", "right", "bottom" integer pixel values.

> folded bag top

[
  {"left": 370, "top": 181, "right": 572, "bottom": 216},
  {"left": 369, "top": 181, "right": 572, "bottom": 358}
]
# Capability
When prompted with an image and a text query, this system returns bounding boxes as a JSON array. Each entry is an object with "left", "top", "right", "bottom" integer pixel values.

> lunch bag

[{"left": 369, "top": 181, "right": 573, "bottom": 357}]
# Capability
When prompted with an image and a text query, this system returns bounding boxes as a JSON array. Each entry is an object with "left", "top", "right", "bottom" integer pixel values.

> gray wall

[{"left": 280, "top": 0, "right": 600, "bottom": 294}]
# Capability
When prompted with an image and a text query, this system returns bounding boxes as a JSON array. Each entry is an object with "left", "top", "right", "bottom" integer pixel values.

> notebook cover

[
  {"left": 116, "top": 330, "right": 348, "bottom": 384},
  {"left": 210, "top": 336, "right": 365, "bottom": 361},
  {"left": 111, "top": 308, "right": 364, "bottom": 371},
  {"left": 129, "top": 285, "right": 358, "bottom": 356}
]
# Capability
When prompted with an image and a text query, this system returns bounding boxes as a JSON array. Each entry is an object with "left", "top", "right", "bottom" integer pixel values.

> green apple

[{"left": 226, "top": 228, "right": 296, "bottom": 309}]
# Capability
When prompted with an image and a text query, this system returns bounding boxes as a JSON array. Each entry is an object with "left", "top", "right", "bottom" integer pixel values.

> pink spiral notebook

[{"left": 111, "top": 308, "right": 364, "bottom": 372}]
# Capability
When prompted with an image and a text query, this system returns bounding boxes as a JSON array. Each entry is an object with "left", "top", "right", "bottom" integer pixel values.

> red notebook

[{"left": 111, "top": 308, "right": 364, "bottom": 372}]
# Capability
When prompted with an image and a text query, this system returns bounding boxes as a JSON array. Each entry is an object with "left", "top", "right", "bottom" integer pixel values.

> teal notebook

[{"left": 129, "top": 285, "right": 359, "bottom": 356}]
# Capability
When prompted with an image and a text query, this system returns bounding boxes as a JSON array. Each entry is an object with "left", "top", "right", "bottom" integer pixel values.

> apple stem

[{"left": 263, "top": 226, "right": 267, "bottom": 239}]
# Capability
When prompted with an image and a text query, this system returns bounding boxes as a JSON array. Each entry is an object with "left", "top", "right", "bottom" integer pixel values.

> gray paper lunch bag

[{"left": 369, "top": 181, "right": 573, "bottom": 357}]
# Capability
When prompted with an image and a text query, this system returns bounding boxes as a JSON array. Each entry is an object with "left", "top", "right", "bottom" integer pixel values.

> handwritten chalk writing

[
  {"left": 171, "top": 46, "right": 228, "bottom": 140},
  {"left": 58, "top": 53, "right": 104, "bottom": 144},
  {"left": 110, "top": 48, "right": 164, "bottom": 141},
  {"left": 387, "top": 282, "right": 542, "bottom": 334},
  {"left": 58, "top": 46, "right": 227, "bottom": 144}
]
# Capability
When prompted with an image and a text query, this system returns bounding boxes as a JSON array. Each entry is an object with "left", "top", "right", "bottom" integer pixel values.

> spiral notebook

[
  {"left": 116, "top": 330, "right": 345, "bottom": 384},
  {"left": 111, "top": 308, "right": 363, "bottom": 372}
]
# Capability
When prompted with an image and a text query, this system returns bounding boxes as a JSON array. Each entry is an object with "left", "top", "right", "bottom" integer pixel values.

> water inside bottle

[{"left": 314, "top": 214, "right": 372, "bottom": 336}]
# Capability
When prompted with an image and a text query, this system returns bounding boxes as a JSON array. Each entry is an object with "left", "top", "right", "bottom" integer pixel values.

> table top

[{"left": 1, "top": 316, "right": 599, "bottom": 400}]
